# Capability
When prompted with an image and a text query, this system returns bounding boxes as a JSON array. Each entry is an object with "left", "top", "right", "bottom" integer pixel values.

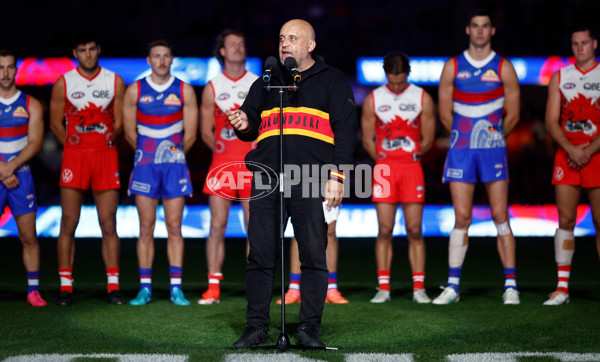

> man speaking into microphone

[{"left": 228, "top": 19, "right": 357, "bottom": 348}]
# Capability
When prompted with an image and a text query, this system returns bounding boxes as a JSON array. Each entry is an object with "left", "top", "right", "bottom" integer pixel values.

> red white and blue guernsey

[
  {"left": 372, "top": 83, "right": 424, "bottom": 163},
  {"left": 63, "top": 67, "right": 117, "bottom": 150},
  {"left": 128, "top": 76, "right": 192, "bottom": 199},
  {"left": 443, "top": 50, "right": 509, "bottom": 183},
  {"left": 0, "top": 91, "right": 37, "bottom": 215}
]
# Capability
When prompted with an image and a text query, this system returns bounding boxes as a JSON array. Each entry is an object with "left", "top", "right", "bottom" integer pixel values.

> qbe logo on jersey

[{"left": 206, "top": 161, "right": 277, "bottom": 201}]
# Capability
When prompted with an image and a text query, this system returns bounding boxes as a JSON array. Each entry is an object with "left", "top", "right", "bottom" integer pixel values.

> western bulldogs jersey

[
  {"left": 0, "top": 91, "right": 30, "bottom": 171},
  {"left": 134, "top": 76, "right": 187, "bottom": 166},
  {"left": 451, "top": 50, "right": 506, "bottom": 150},
  {"left": 372, "top": 84, "right": 424, "bottom": 163},
  {"left": 558, "top": 62, "right": 600, "bottom": 145},
  {"left": 63, "top": 67, "right": 117, "bottom": 151},
  {"left": 209, "top": 71, "right": 257, "bottom": 162}
]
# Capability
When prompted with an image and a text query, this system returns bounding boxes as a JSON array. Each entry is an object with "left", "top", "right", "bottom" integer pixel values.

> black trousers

[{"left": 245, "top": 173, "right": 328, "bottom": 331}]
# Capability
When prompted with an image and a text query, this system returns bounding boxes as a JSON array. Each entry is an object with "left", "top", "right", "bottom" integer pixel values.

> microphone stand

[{"left": 251, "top": 82, "right": 339, "bottom": 352}]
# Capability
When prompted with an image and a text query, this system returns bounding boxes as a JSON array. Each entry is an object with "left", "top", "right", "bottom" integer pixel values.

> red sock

[
  {"left": 557, "top": 265, "right": 571, "bottom": 295},
  {"left": 377, "top": 270, "right": 391, "bottom": 292},
  {"left": 412, "top": 272, "right": 425, "bottom": 291},
  {"left": 106, "top": 267, "right": 120, "bottom": 292},
  {"left": 59, "top": 268, "right": 73, "bottom": 293},
  {"left": 208, "top": 273, "right": 223, "bottom": 291}
]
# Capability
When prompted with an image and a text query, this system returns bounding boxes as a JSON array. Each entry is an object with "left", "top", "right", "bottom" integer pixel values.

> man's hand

[
  {"left": 2, "top": 174, "right": 19, "bottom": 189},
  {"left": 567, "top": 143, "right": 591, "bottom": 168},
  {"left": 227, "top": 110, "right": 249, "bottom": 131},
  {"left": 324, "top": 180, "right": 344, "bottom": 210},
  {"left": 0, "top": 162, "right": 14, "bottom": 181}
]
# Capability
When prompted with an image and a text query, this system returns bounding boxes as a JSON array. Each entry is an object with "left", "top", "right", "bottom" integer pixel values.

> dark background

[{"left": 3, "top": 0, "right": 599, "bottom": 207}]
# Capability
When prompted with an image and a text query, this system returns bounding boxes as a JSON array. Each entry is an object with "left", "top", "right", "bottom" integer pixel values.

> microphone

[
  {"left": 284, "top": 57, "right": 301, "bottom": 83},
  {"left": 262, "top": 56, "right": 278, "bottom": 83}
]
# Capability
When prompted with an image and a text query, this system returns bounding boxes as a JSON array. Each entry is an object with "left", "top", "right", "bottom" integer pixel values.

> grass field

[{"left": 1, "top": 236, "right": 600, "bottom": 361}]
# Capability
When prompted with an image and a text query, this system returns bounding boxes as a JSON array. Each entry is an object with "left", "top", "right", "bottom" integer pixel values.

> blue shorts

[
  {"left": 0, "top": 168, "right": 37, "bottom": 216},
  {"left": 128, "top": 163, "right": 193, "bottom": 199},
  {"left": 443, "top": 147, "right": 508, "bottom": 183}
]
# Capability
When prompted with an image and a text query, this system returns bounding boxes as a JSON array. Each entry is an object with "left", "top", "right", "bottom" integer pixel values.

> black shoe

[
  {"left": 107, "top": 290, "right": 126, "bottom": 305},
  {"left": 56, "top": 291, "right": 73, "bottom": 306},
  {"left": 233, "top": 326, "right": 268, "bottom": 348},
  {"left": 297, "top": 327, "right": 325, "bottom": 348}
]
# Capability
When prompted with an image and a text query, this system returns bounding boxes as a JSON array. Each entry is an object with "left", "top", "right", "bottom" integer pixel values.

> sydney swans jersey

[
  {"left": 209, "top": 71, "right": 257, "bottom": 162},
  {"left": 372, "top": 84, "right": 424, "bottom": 163},
  {"left": 63, "top": 67, "right": 117, "bottom": 151},
  {"left": 558, "top": 62, "right": 600, "bottom": 145},
  {"left": 135, "top": 76, "right": 187, "bottom": 166},
  {"left": 0, "top": 91, "right": 30, "bottom": 171},
  {"left": 451, "top": 51, "right": 506, "bottom": 150}
]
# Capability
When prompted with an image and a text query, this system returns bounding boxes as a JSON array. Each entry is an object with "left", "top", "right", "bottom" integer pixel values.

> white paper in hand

[{"left": 322, "top": 200, "right": 340, "bottom": 224}]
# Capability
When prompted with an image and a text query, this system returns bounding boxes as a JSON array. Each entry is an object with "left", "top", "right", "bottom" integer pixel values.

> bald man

[{"left": 228, "top": 19, "right": 358, "bottom": 348}]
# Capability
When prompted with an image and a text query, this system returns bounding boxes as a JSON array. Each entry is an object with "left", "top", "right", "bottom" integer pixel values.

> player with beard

[
  {"left": 0, "top": 49, "right": 46, "bottom": 306},
  {"left": 50, "top": 32, "right": 126, "bottom": 306}
]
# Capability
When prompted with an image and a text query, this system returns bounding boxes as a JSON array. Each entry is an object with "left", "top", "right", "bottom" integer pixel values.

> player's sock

[
  {"left": 139, "top": 268, "right": 152, "bottom": 293},
  {"left": 27, "top": 271, "right": 40, "bottom": 294},
  {"left": 503, "top": 267, "right": 517, "bottom": 291},
  {"left": 106, "top": 267, "right": 120, "bottom": 292},
  {"left": 377, "top": 270, "right": 391, "bottom": 291},
  {"left": 289, "top": 272, "right": 301, "bottom": 291},
  {"left": 207, "top": 273, "right": 223, "bottom": 292},
  {"left": 169, "top": 266, "right": 183, "bottom": 293},
  {"left": 446, "top": 267, "right": 461, "bottom": 293},
  {"left": 412, "top": 272, "right": 425, "bottom": 291},
  {"left": 59, "top": 268, "right": 73, "bottom": 293},
  {"left": 554, "top": 228, "right": 574, "bottom": 294},
  {"left": 328, "top": 271, "right": 338, "bottom": 290},
  {"left": 556, "top": 265, "right": 571, "bottom": 295}
]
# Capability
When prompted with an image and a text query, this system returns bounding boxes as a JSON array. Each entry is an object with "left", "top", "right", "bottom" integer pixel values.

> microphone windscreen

[
  {"left": 284, "top": 57, "right": 298, "bottom": 71},
  {"left": 265, "top": 56, "right": 278, "bottom": 70}
]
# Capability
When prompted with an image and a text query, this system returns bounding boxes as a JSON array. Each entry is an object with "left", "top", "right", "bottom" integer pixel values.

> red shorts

[
  {"left": 60, "top": 148, "right": 120, "bottom": 190},
  {"left": 552, "top": 148, "right": 600, "bottom": 188},
  {"left": 372, "top": 162, "right": 425, "bottom": 203},
  {"left": 203, "top": 161, "right": 252, "bottom": 200}
]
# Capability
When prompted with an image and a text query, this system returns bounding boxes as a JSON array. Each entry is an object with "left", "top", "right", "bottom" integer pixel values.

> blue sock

[
  {"left": 139, "top": 268, "right": 152, "bottom": 294},
  {"left": 26, "top": 271, "right": 40, "bottom": 294},
  {"left": 328, "top": 271, "right": 338, "bottom": 290},
  {"left": 447, "top": 267, "right": 462, "bottom": 293},
  {"left": 503, "top": 267, "right": 517, "bottom": 291},
  {"left": 169, "top": 266, "right": 182, "bottom": 294},
  {"left": 289, "top": 272, "right": 301, "bottom": 290}
]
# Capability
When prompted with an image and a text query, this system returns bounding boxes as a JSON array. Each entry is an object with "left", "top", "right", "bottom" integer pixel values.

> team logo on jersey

[
  {"left": 71, "top": 91, "right": 85, "bottom": 99},
  {"left": 554, "top": 166, "right": 564, "bottom": 181},
  {"left": 237, "top": 91, "right": 247, "bottom": 100},
  {"left": 562, "top": 82, "right": 576, "bottom": 90},
  {"left": 12, "top": 106, "right": 29, "bottom": 118},
  {"left": 62, "top": 169, "right": 74, "bottom": 183},
  {"left": 481, "top": 69, "right": 500, "bottom": 82},
  {"left": 457, "top": 71, "right": 472, "bottom": 79},
  {"left": 565, "top": 119, "right": 597, "bottom": 136},
  {"left": 164, "top": 94, "right": 182, "bottom": 106},
  {"left": 377, "top": 105, "right": 391, "bottom": 112},
  {"left": 217, "top": 93, "right": 230, "bottom": 101},
  {"left": 140, "top": 95, "right": 154, "bottom": 104}
]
